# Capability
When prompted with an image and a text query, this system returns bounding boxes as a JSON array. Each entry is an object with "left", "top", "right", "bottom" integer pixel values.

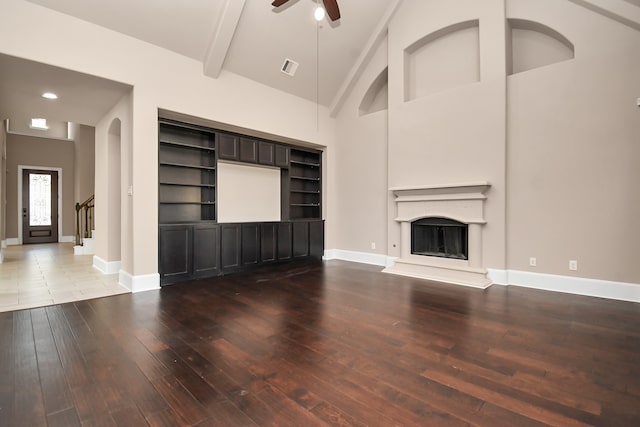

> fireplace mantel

[
  {"left": 390, "top": 181, "right": 490, "bottom": 195},
  {"left": 384, "top": 182, "right": 492, "bottom": 288}
]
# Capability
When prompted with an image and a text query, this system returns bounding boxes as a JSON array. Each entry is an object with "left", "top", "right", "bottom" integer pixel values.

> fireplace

[
  {"left": 383, "top": 182, "right": 492, "bottom": 288},
  {"left": 412, "top": 218, "right": 468, "bottom": 260}
]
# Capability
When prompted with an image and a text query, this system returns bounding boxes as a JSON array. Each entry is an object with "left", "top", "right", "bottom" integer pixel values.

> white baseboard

[
  {"left": 324, "top": 249, "right": 393, "bottom": 267},
  {"left": 92, "top": 256, "right": 122, "bottom": 275},
  {"left": 119, "top": 270, "right": 160, "bottom": 293},
  {"left": 1, "top": 240, "right": 6, "bottom": 249},
  {"left": 60, "top": 235, "right": 75, "bottom": 243},
  {"left": 487, "top": 269, "right": 509, "bottom": 286},
  {"left": 505, "top": 270, "right": 640, "bottom": 303},
  {"left": 6, "top": 238, "right": 19, "bottom": 246},
  {"left": 0, "top": 249, "right": 4, "bottom": 264},
  {"left": 490, "top": 268, "right": 640, "bottom": 303}
]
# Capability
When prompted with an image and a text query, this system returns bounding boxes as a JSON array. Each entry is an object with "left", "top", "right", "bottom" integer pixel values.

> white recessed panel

[{"left": 217, "top": 161, "right": 281, "bottom": 223}]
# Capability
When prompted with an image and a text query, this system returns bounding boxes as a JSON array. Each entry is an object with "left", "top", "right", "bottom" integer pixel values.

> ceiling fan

[{"left": 271, "top": 0, "right": 341, "bottom": 22}]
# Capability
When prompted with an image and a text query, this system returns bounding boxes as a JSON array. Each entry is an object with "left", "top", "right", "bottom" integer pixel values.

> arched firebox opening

[{"left": 411, "top": 217, "right": 468, "bottom": 260}]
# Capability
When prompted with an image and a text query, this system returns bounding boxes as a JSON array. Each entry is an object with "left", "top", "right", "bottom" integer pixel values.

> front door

[{"left": 22, "top": 169, "right": 59, "bottom": 244}]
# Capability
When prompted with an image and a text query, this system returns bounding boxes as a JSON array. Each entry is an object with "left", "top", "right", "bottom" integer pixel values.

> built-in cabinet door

[
  {"left": 258, "top": 141, "right": 275, "bottom": 166},
  {"left": 260, "top": 223, "right": 277, "bottom": 263},
  {"left": 221, "top": 224, "right": 241, "bottom": 270},
  {"left": 277, "top": 222, "right": 292, "bottom": 261},
  {"left": 239, "top": 138, "right": 257, "bottom": 163},
  {"left": 193, "top": 224, "right": 219, "bottom": 277},
  {"left": 309, "top": 220, "right": 324, "bottom": 258},
  {"left": 218, "top": 133, "right": 238, "bottom": 160},
  {"left": 292, "top": 221, "right": 309, "bottom": 258},
  {"left": 159, "top": 225, "right": 192, "bottom": 283},
  {"left": 241, "top": 223, "right": 260, "bottom": 266},
  {"left": 275, "top": 145, "right": 289, "bottom": 168}
]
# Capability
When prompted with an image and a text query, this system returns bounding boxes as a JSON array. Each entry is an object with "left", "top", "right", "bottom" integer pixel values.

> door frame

[{"left": 18, "top": 165, "right": 63, "bottom": 245}]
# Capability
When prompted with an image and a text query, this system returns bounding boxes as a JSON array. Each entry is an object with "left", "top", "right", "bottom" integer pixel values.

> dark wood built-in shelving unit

[
  {"left": 158, "top": 119, "right": 324, "bottom": 286},
  {"left": 159, "top": 122, "right": 216, "bottom": 224},
  {"left": 288, "top": 148, "right": 322, "bottom": 220}
]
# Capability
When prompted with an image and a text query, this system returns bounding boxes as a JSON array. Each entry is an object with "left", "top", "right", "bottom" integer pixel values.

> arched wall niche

[
  {"left": 507, "top": 19, "right": 575, "bottom": 75},
  {"left": 359, "top": 67, "right": 388, "bottom": 116},
  {"left": 404, "top": 20, "right": 480, "bottom": 102}
]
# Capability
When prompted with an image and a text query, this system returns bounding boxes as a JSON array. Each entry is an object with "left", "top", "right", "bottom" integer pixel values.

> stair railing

[{"left": 75, "top": 194, "right": 95, "bottom": 246}]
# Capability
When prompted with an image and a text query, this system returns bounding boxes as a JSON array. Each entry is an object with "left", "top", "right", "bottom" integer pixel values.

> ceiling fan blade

[
  {"left": 271, "top": 0, "right": 290, "bottom": 7},
  {"left": 322, "top": 0, "right": 341, "bottom": 21}
]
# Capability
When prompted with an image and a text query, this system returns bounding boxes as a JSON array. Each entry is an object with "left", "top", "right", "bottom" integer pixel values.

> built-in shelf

[
  {"left": 290, "top": 176, "right": 320, "bottom": 181},
  {"left": 288, "top": 148, "right": 321, "bottom": 220},
  {"left": 159, "top": 121, "right": 216, "bottom": 223},
  {"left": 159, "top": 161, "right": 215, "bottom": 171},
  {"left": 290, "top": 160, "right": 320, "bottom": 167},
  {"left": 160, "top": 202, "right": 216, "bottom": 205},
  {"left": 160, "top": 182, "right": 216, "bottom": 188},
  {"left": 160, "top": 140, "right": 215, "bottom": 151}
]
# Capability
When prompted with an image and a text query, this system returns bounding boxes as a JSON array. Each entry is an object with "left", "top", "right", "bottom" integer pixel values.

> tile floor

[{"left": 0, "top": 243, "right": 130, "bottom": 313}]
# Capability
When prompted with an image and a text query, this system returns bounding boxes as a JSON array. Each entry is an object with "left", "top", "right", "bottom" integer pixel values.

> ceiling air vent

[{"left": 280, "top": 58, "right": 299, "bottom": 77}]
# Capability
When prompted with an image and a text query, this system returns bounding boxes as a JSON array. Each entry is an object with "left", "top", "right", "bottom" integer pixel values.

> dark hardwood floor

[{"left": 1, "top": 260, "right": 639, "bottom": 426}]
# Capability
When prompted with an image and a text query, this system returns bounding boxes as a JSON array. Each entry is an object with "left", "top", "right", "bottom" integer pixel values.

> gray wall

[{"left": 5, "top": 134, "right": 75, "bottom": 239}]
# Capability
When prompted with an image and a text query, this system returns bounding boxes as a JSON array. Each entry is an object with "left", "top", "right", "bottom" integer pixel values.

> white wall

[
  {"left": 217, "top": 162, "right": 281, "bottom": 223},
  {"left": 333, "top": 38, "right": 389, "bottom": 257},
  {"left": 506, "top": 0, "right": 640, "bottom": 283}
]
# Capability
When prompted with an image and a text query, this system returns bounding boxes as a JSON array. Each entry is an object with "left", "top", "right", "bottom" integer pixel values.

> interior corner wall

[
  {"left": 333, "top": 38, "right": 389, "bottom": 257},
  {"left": 5, "top": 134, "right": 75, "bottom": 239},
  {"left": 506, "top": 0, "right": 640, "bottom": 284},
  {"left": 387, "top": 0, "right": 507, "bottom": 268},
  {"left": 73, "top": 124, "right": 95, "bottom": 204}
]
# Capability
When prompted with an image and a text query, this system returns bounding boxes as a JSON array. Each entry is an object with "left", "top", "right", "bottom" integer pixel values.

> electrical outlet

[
  {"left": 371, "top": 242, "right": 376, "bottom": 250},
  {"left": 569, "top": 260, "right": 578, "bottom": 271},
  {"left": 529, "top": 257, "right": 537, "bottom": 267}
]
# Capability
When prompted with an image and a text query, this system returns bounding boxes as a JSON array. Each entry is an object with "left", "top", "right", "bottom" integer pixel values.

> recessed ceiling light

[{"left": 42, "top": 92, "right": 58, "bottom": 100}]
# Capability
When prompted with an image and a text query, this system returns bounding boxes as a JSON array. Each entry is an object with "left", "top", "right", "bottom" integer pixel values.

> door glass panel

[{"left": 29, "top": 173, "right": 52, "bottom": 226}]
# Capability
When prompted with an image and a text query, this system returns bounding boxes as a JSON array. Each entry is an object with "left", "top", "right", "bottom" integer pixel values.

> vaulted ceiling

[
  {"left": 24, "top": 0, "right": 392, "bottom": 107},
  {"left": 3, "top": 0, "right": 638, "bottom": 138}
]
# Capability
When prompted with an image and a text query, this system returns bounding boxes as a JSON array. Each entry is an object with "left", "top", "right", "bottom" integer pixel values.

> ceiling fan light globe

[{"left": 314, "top": 6, "right": 325, "bottom": 21}]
